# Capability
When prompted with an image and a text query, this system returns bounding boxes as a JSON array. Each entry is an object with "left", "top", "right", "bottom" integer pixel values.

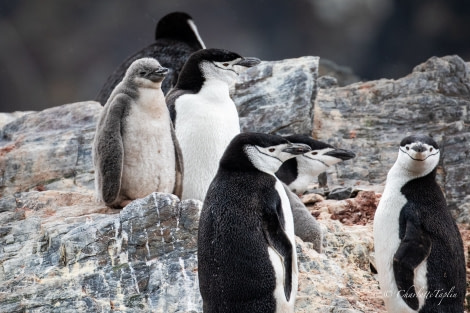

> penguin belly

[
  {"left": 175, "top": 91, "right": 240, "bottom": 201},
  {"left": 269, "top": 180, "right": 298, "bottom": 313},
  {"left": 120, "top": 103, "right": 176, "bottom": 199},
  {"left": 373, "top": 183, "right": 427, "bottom": 313}
]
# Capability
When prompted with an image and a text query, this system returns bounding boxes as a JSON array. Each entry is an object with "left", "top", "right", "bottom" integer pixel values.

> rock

[
  {"left": 314, "top": 55, "right": 470, "bottom": 220},
  {"left": 232, "top": 56, "right": 319, "bottom": 135},
  {"left": 318, "top": 58, "right": 360, "bottom": 87},
  {"left": 0, "top": 191, "right": 202, "bottom": 312},
  {"left": 0, "top": 101, "right": 100, "bottom": 197},
  {"left": 326, "top": 187, "right": 353, "bottom": 200},
  {"left": 0, "top": 111, "right": 34, "bottom": 129}
]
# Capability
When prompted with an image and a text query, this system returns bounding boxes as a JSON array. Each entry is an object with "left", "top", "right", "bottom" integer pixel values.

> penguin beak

[
  {"left": 147, "top": 67, "right": 169, "bottom": 82},
  {"left": 282, "top": 143, "right": 312, "bottom": 155},
  {"left": 324, "top": 148, "right": 356, "bottom": 160},
  {"left": 236, "top": 57, "right": 261, "bottom": 67}
]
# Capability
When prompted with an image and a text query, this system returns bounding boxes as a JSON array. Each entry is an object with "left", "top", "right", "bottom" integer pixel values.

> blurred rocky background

[{"left": 1, "top": 0, "right": 470, "bottom": 112}]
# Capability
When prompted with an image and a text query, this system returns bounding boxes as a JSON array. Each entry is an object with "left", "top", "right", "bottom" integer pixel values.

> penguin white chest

[
  {"left": 373, "top": 170, "right": 427, "bottom": 312},
  {"left": 267, "top": 180, "right": 298, "bottom": 313},
  {"left": 174, "top": 82, "right": 240, "bottom": 200},
  {"left": 120, "top": 90, "right": 176, "bottom": 198}
]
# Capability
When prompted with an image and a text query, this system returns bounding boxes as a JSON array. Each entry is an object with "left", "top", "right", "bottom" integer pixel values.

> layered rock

[
  {"left": 0, "top": 101, "right": 99, "bottom": 197},
  {"left": 0, "top": 190, "right": 382, "bottom": 313},
  {"left": 314, "top": 55, "right": 470, "bottom": 220},
  {"left": 233, "top": 56, "right": 319, "bottom": 135}
]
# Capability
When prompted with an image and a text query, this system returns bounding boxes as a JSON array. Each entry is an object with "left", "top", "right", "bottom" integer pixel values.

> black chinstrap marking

[
  {"left": 254, "top": 146, "right": 283, "bottom": 164},
  {"left": 302, "top": 154, "right": 330, "bottom": 167},
  {"left": 213, "top": 63, "right": 239, "bottom": 75},
  {"left": 399, "top": 148, "right": 439, "bottom": 161}
]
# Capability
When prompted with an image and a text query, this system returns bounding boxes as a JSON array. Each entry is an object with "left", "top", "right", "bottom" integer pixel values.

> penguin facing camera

[
  {"left": 373, "top": 134, "right": 466, "bottom": 312},
  {"left": 166, "top": 48, "right": 261, "bottom": 201},
  {"left": 96, "top": 12, "right": 205, "bottom": 104},
  {"left": 93, "top": 57, "right": 183, "bottom": 208},
  {"left": 198, "top": 132, "right": 311, "bottom": 313}
]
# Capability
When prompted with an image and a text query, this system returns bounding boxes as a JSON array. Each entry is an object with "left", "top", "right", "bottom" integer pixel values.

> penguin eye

[
  {"left": 429, "top": 147, "right": 433, "bottom": 152},
  {"left": 139, "top": 71, "right": 147, "bottom": 76},
  {"left": 406, "top": 146, "right": 410, "bottom": 151},
  {"left": 311, "top": 151, "right": 318, "bottom": 155},
  {"left": 269, "top": 148, "right": 275, "bottom": 153},
  {"left": 223, "top": 63, "right": 229, "bottom": 67}
]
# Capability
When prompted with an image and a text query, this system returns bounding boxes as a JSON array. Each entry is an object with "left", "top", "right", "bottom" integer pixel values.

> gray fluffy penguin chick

[
  {"left": 283, "top": 183, "right": 323, "bottom": 253},
  {"left": 93, "top": 57, "right": 183, "bottom": 208}
]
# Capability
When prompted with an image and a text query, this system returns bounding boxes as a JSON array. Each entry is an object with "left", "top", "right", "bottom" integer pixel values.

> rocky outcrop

[
  {"left": 233, "top": 56, "right": 319, "bottom": 135},
  {"left": 0, "top": 189, "right": 382, "bottom": 313},
  {"left": 314, "top": 55, "right": 470, "bottom": 221},
  {"left": 0, "top": 101, "right": 99, "bottom": 197},
  {"left": 0, "top": 191, "right": 202, "bottom": 312},
  {"left": 1, "top": 55, "right": 469, "bottom": 312}
]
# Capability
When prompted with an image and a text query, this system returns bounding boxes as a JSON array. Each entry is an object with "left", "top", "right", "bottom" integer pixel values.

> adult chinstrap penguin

[
  {"left": 276, "top": 134, "right": 355, "bottom": 195},
  {"left": 198, "top": 132, "right": 311, "bottom": 313},
  {"left": 166, "top": 48, "right": 260, "bottom": 201},
  {"left": 96, "top": 12, "right": 205, "bottom": 104},
  {"left": 93, "top": 57, "right": 183, "bottom": 208},
  {"left": 373, "top": 134, "right": 466, "bottom": 312}
]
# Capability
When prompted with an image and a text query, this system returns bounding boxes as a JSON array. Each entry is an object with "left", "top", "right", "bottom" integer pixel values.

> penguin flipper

[
  {"left": 283, "top": 184, "right": 322, "bottom": 253},
  {"left": 261, "top": 198, "right": 293, "bottom": 302},
  {"left": 96, "top": 94, "right": 130, "bottom": 205},
  {"left": 393, "top": 219, "right": 431, "bottom": 310},
  {"left": 171, "top": 122, "right": 184, "bottom": 198}
]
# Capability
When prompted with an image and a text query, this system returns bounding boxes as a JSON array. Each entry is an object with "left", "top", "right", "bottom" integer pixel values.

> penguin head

[
  {"left": 220, "top": 132, "right": 311, "bottom": 175},
  {"left": 176, "top": 49, "right": 261, "bottom": 90},
  {"left": 283, "top": 134, "right": 356, "bottom": 176},
  {"left": 155, "top": 12, "right": 206, "bottom": 50},
  {"left": 396, "top": 135, "right": 440, "bottom": 176},
  {"left": 125, "top": 58, "right": 169, "bottom": 87}
]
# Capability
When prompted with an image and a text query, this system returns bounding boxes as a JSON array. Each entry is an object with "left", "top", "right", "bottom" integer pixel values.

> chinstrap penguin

[
  {"left": 93, "top": 57, "right": 183, "bottom": 208},
  {"left": 96, "top": 12, "right": 205, "bottom": 104},
  {"left": 276, "top": 135, "right": 355, "bottom": 251},
  {"left": 198, "top": 132, "right": 311, "bottom": 313},
  {"left": 373, "top": 134, "right": 466, "bottom": 312},
  {"left": 166, "top": 48, "right": 261, "bottom": 201},
  {"left": 276, "top": 134, "right": 356, "bottom": 195}
]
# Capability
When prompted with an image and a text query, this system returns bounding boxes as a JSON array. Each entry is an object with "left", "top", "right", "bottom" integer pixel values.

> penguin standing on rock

[
  {"left": 373, "top": 135, "right": 466, "bottom": 312},
  {"left": 96, "top": 12, "right": 205, "bottom": 104},
  {"left": 166, "top": 48, "right": 260, "bottom": 201},
  {"left": 198, "top": 132, "right": 311, "bottom": 313},
  {"left": 93, "top": 58, "right": 183, "bottom": 208}
]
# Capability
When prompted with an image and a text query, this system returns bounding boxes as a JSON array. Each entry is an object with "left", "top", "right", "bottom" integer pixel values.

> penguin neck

[
  {"left": 136, "top": 86, "right": 167, "bottom": 115},
  {"left": 384, "top": 161, "right": 437, "bottom": 195},
  {"left": 297, "top": 156, "right": 328, "bottom": 178},
  {"left": 198, "top": 79, "right": 232, "bottom": 103}
]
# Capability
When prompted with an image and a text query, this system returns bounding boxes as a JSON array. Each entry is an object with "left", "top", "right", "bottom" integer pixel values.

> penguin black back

[
  {"left": 398, "top": 167, "right": 466, "bottom": 311},
  {"left": 96, "top": 12, "right": 205, "bottom": 104},
  {"left": 198, "top": 132, "right": 310, "bottom": 312}
]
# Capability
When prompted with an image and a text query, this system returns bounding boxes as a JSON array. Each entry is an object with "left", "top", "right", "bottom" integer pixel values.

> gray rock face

[
  {"left": 0, "top": 101, "right": 100, "bottom": 197},
  {"left": 0, "top": 191, "right": 202, "bottom": 312},
  {"left": 0, "top": 190, "right": 382, "bottom": 312},
  {"left": 232, "top": 56, "right": 319, "bottom": 135},
  {"left": 314, "top": 55, "right": 470, "bottom": 220}
]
